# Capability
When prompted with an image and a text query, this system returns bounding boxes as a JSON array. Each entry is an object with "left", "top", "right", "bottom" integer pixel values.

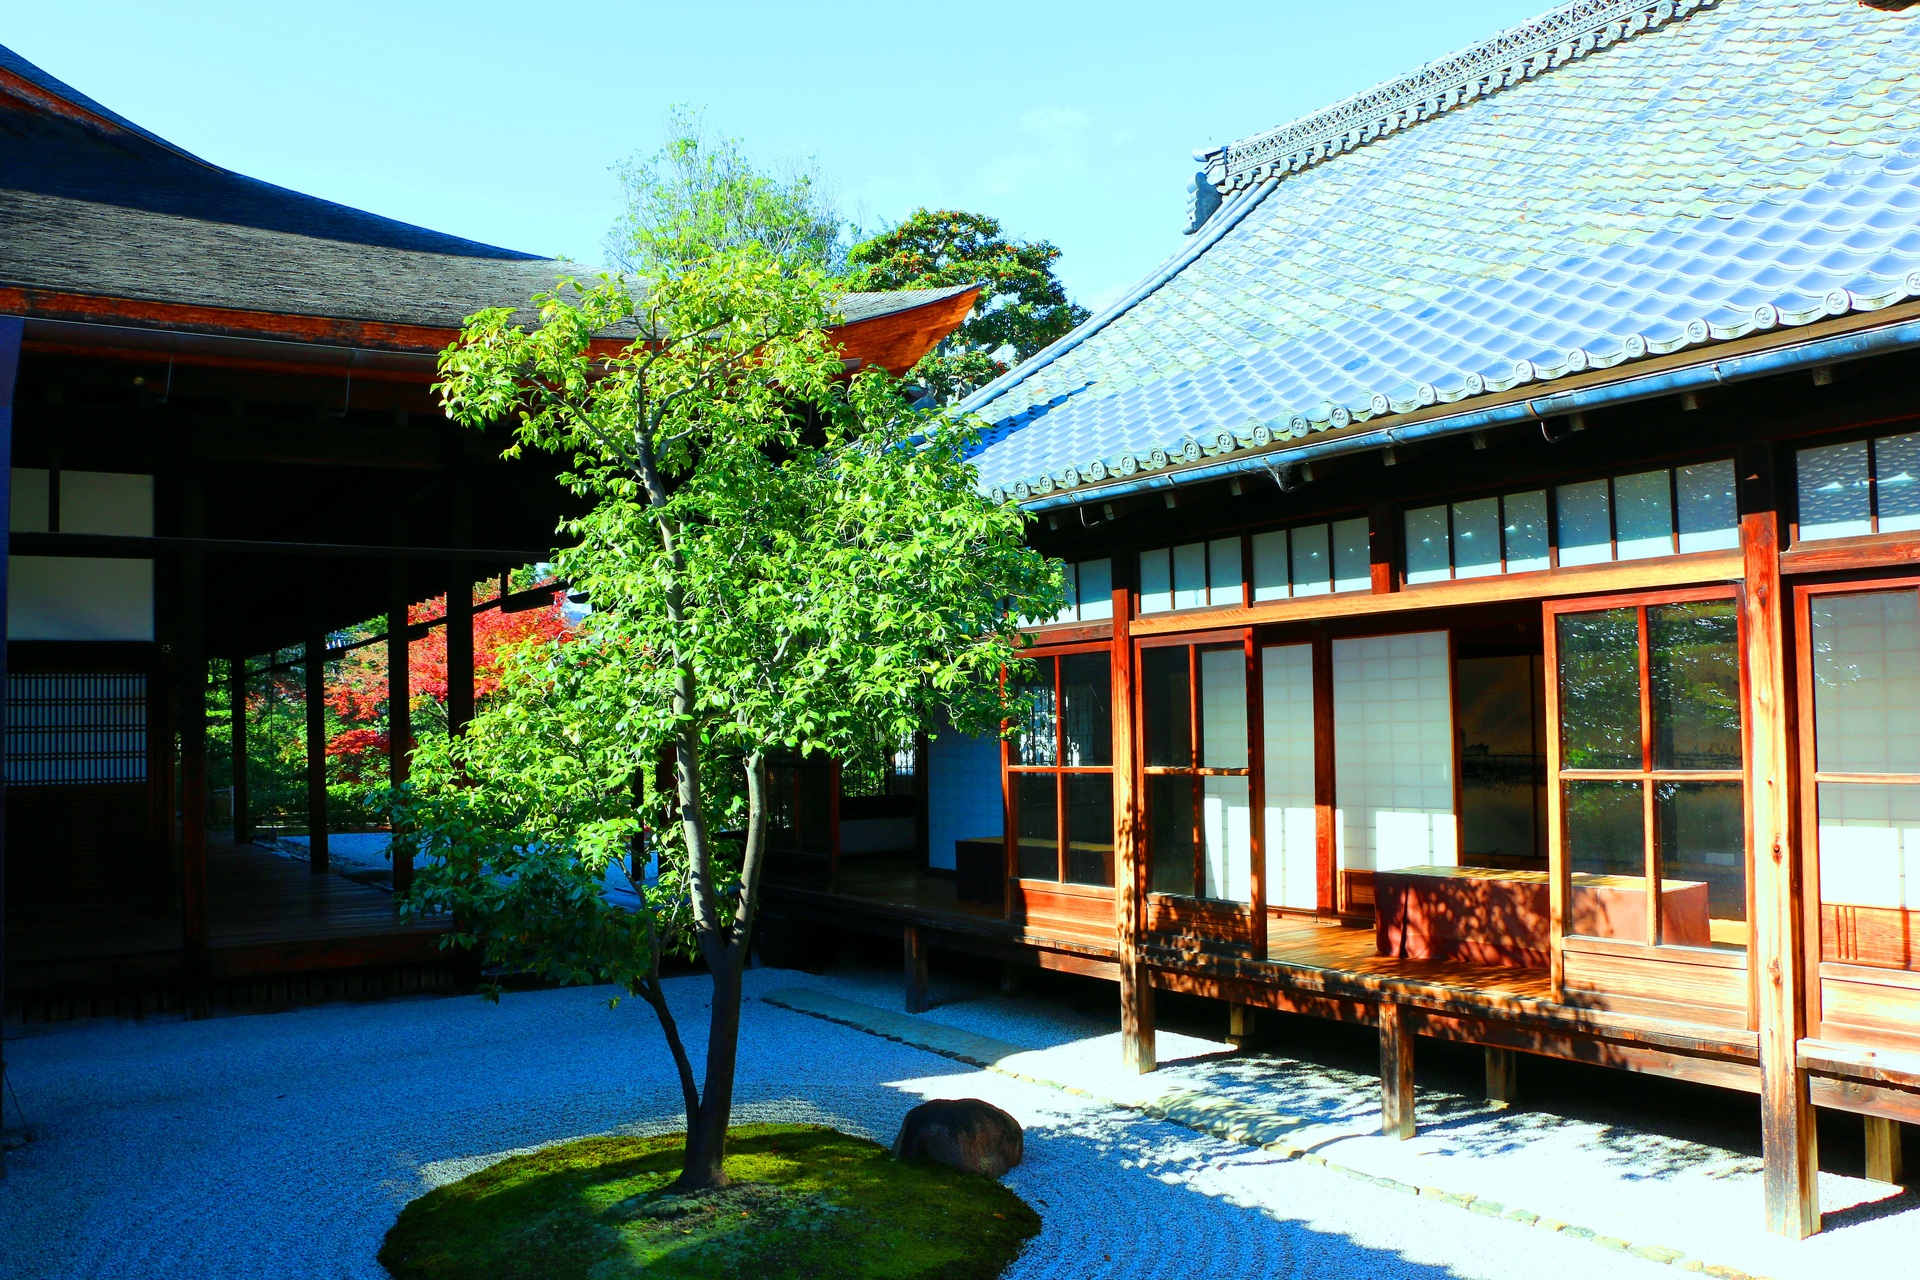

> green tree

[
  {"left": 847, "top": 209, "right": 1089, "bottom": 401},
  {"left": 406, "top": 247, "right": 1061, "bottom": 1192},
  {"left": 608, "top": 105, "right": 848, "bottom": 280}
]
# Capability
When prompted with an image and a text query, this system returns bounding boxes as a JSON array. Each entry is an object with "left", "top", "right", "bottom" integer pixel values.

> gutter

[{"left": 1019, "top": 313, "right": 1920, "bottom": 514}]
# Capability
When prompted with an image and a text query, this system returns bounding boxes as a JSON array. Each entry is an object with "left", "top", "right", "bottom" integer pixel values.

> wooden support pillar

[
  {"left": 1379, "top": 999, "right": 1416, "bottom": 1140},
  {"left": 229, "top": 659, "right": 250, "bottom": 845},
  {"left": 1740, "top": 447, "right": 1819, "bottom": 1238},
  {"left": 1865, "top": 1117, "right": 1906, "bottom": 1187},
  {"left": 903, "top": 924, "right": 929, "bottom": 1014},
  {"left": 179, "top": 468, "right": 210, "bottom": 1019},
  {"left": 1485, "top": 1047, "right": 1518, "bottom": 1107},
  {"left": 999, "top": 961, "right": 1022, "bottom": 994},
  {"left": 1112, "top": 575, "right": 1155, "bottom": 1073},
  {"left": 445, "top": 460, "right": 475, "bottom": 735},
  {"left": 1227, "top": 1002, "right": 1255, "bottom": 1048},
  {"left": 0, "top": 315, "right": 20, "bottom": 1155},
  {"left": 304, "top": 626, "right": 329, "bottom": 874},
  {"left": 387, "top": 550, "right": 412, "bottom": 895}
]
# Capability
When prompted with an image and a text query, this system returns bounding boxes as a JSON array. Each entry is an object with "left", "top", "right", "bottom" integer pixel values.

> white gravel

[{"left": 0, "top": 962, "right": 1899, "bottom": 1279}]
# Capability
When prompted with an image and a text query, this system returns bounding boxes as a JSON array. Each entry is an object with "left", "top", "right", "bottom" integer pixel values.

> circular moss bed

[{"left": 380, "top": 1123, "right": 1041, "bottom": 1280}]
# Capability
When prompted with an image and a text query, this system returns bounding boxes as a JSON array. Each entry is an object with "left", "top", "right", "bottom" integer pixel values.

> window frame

[
  {"left": 1793, "top": 573, "right": 1920, "bottom": 1029},
  {"left": 1789, "top": 430, "right": 1920, "bottom": 546},
  {"left": 1400, "top": 456, "right": 1740, "bottom": 589},
  {"left": 1002, "top": 640, "right": 1118, "bottom": 889},
  {"left": 1542, "top": 585, "right": 1752, "bottom": 977},
  {"left": 1134, "top": 627, "right": 1261, "bottom": 907}
]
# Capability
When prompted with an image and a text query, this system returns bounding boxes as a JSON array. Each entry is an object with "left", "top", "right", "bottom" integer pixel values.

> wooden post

[
  {"left": 1112, "top": 577, "right": 1155, "bottom": 1073},
  {"left": 1865, "top": 1117, "right": 1905, "bottom": 1186},
  {"left": 1379, "top": 999, "right": 1416, "bottom": 1140},
  {"left": 304, "top": 626, "right": 329, "bottom": 874},
  {"left": 179, "top": 468, "right": 210, "bottom": 1019},
  {"left": 387, "top": 553, "right": 412, "bottom": 895},
  {"left": 1485, "top": 1047, "right": 1518, "bottom": 1107},
  {"left": 0, "top": 316, "right": 20, "bottom": 1155},
  {"left": 903, "top": 924, "right": 929, "bottom": 1014},
  {"left": 229, "top": 659, "right": 250, "bottom": 845},
  {"left": 1740, "top": 446, "right": 1819, "bottom": 1238},
  {"left": 1000, "top": 960, "right": 1022, "bottom": 994},
  {"left": 446, "top": 460, "right": 476, "bottom": 735},
  {"left": 1228, "top": 1002, "right": 1255, "bottom": 1048}
]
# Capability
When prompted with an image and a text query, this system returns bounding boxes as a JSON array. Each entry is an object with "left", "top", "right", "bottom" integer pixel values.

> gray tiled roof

[{"left": 961, "top": 0, "right": 1920, "bottom": 500}]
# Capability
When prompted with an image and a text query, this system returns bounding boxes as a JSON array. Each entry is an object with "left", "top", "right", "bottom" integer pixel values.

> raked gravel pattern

[{"left": 0, "top": 963, "right": 1911, "bottom": 1279}]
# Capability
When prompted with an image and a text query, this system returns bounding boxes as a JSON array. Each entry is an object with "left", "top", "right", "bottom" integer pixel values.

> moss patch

[{"left": 380, "top": 1123, "right": 1040, "bottom": 1280}]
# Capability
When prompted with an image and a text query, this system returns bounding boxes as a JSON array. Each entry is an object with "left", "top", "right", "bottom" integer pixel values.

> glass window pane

[
  {"left": 1053, "top": 561, "right": 1079, "bottom": 624},
  {"left": 1657, "top": 780, "right": 1745, "bottom": 949},
  {"left": 1012, "top": 656, "right": 1057, "bottom": 766},
  {"left": 1059, "top": 653, "right": 1112, "bottom": 767},
  {"left": 1198, "top": 646, "right": 1248, "bottom": 769},
  {"left": 1557, "top": 609, "right": 1642, "bottom": 770},
  {"left": 1566, "top": 779, "right": 1646, "bottom": 940},
  {"left": 1614, "top": 469, "right": 1673, "bottom": 561},
  {"left": 1065, "top": 773, "right": 1114, "bottom": 887},
  {"left": 1262, "top": 644, "right": 1318, "bottom": 910},
  {"left": 1403, "top": 505, "right": 1450, "bottom": 584},
  {"left": 1458, "top": 655, "right": 1544, "bottom": 862},
  {"left": 1015, "top": 774, "right": 1059, "bottom": 881},
  {"left": 1452, "top": 497, "right": 1502, "bottom": 578},
  {"left": 1818, "top": 783, "right": 1920, "bottom": 915},
  {"left": 1076, "top": 558, "right": 1113, "bottom": 620},
  {"left": 1648, "top": 600, "right": 1742, "bottom": 771},
  {"left": 1138, "top": 547, "right": 1172, "bottom": 614},
  {"left": 1173, "top": 541, "right": 1208, "bottom": 610},
  {"left": 1798, "top": 440, "right": 1873, "bottom": 541},
  {"left": 1332, "top": 517, "right": 1372, "bottom": 593},
  {"left": 1812, "top": 590, "right": 1920, "bottom": 775},
  {"left": 1148, "top": 774, "right": 1196, "bottom": 895},
  {"left": 1291, "top": 523, "right": 1332, "bottom": 596},
  {"left": 1203, "top": 776, "right": 1253, "bottom": 902},
  {"left": 1676, "top": 460, "right": 1739, "bottom": 553},
  {"left": 1250, "top": 530, "right": 1289, "bottom": 602},
  {"left": 1502, "top": 490, "right": 1550, "bottom": 573},
  {"left": 1556, "top": 478, "right": 1613, "bottom": 567},
  {"left": 1142, "top": 646, "right": 1192, "bottom": 767},
  {"left": 1878, "top": 433, "right": 1920, "bottom": 534},
  {"left": 1207, "top": 537, "right": 1241, "bottom": 607},
  {"left": 1332, "top": 632, "right": 1456, "bottom": 873}
]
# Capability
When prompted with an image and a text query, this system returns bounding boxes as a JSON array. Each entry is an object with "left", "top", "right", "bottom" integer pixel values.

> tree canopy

[
  {"left": 404, "top": 246, "right": 1061, "bottom": 1190},
  {"left": 607, "top": 106, "right": 848, "bottom": 281},
  {"left": 847, "top": 209, "right": 1089, "bottom": 401}
]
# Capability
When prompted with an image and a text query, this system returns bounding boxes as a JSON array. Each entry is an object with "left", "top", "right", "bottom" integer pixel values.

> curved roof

[
  {"left": 961, "top": 0, "right": 1920, "bottom": 500},
  {"left": 0, "top": 44, "right": 973, "bottom": 368}
]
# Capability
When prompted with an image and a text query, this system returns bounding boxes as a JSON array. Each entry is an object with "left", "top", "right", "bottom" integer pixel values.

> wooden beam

[
  {"left": 903, "top": 924, "right": 929, "bottom": 1015},
  {"left": 446, "top": 463, "right": 475, "bottom": 735},
  {"left": 1228, "top": 1002, "right": 1256, "bottom": 1048},
  {"left": 1740, "top": 446, "right": 1820, "bottom": 1239},
  {"left": 304, "top": 627, "right": 330, "bottom": 875},
  {"left": 1865, "top": 1117, "right": 1906, "bottom": 1186},
  {"left": 10, "top": 531, "right": 547, "bottom": 563},
  {"left": 229, "top": 659, "right": 250, "bottom": 844},
  {"left": 179, "top": 464, "right": 211, "bottom": 1018},
  {"left": 1112, "top": 575, "right": 1156, "bottom": 1073},
  {"left": 1379, "top": 998, "right": 1417, "bottom": 1139},
  {"left": 1486, "top": 1046, "right": 1518, "bottom": 1107}
]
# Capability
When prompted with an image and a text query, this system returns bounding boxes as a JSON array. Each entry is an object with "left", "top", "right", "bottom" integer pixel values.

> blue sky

[{"left": 3, "top": 0, "right": 1545, "bottom": 309}]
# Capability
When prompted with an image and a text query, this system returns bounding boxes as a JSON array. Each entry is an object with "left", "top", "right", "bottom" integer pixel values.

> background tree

[
  {"left": 404, "top": 248, "right": 1061, "bottom": 1192},
  {"left": 607, "top": 105, "right": 849, "bottom": 280},
  {"left": 846, "top": 209, "right": 1089, "bottom": 401}
]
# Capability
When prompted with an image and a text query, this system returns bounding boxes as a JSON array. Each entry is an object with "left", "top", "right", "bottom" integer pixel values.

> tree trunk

[{"left": 674, "top": 951, "right": 744, "bottom": 1190}]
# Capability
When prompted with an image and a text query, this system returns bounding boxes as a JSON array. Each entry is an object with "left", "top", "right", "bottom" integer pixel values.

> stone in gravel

[
  {"left": 1631, "top": 1245, "right": 1685, "bottom": 1265},
  {"left": 892, "top": 1098, "right": 1023, "bottom": 1177},
  {"left": 1470, "top": 1200, "right": 1505, "bottom": 1217},
  {"left": 1561, "top": 1226, "right": 1595, "bottom": 1240},
  {"left": 1503, "top": 1209, "right": 1540, "bottom": 1227},
  {"left": 1595, "top": 1235, "right": 1631, "bottom": 1251}
]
